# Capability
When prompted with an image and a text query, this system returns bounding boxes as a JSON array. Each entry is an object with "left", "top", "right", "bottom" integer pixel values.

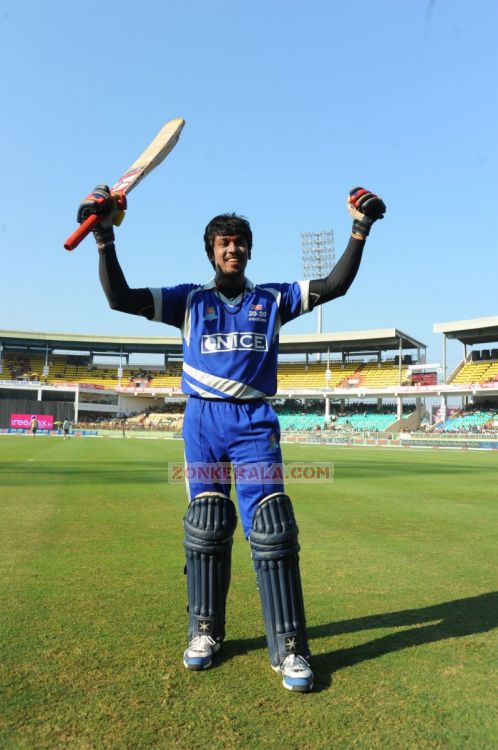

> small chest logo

[
  {"left": 203, "top": 306, "right": 218, "bottom": 321},
  {"left": 248, "top": 303, "right": 267, "bottom": 321}
]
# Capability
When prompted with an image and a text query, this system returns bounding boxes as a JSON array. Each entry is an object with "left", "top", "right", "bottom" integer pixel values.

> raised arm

[
  {"left": 77, "top": 185, "right": 155, "bottom": 319},
  {"left": 308, "top": 187, "right": 386, "bottom": 308},
  {"left": 308, "top": 236, "right": 365, "bottom": 307},
  {"left": 98, "top": 245, "right": 155, "bottom": 319}
]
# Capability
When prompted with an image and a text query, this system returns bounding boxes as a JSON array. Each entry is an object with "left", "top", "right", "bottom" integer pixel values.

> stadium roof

[
  {"left": 0, "top": 326, "right": 425, "bottom": 357},
  {"left": 0, "top": 329, "right": 181, "bottom": 356},
  {"left": 433, "top": 316, "right": 498, "bottom": 345},
  {"left": 277, "top": 328, "right": 425, "bottom": 354}
]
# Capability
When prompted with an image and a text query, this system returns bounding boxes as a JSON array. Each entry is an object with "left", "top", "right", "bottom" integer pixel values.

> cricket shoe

[
  {"left": 183, "top": 635, "right": 221, "bottom": 671},
  {"left": 273, "top": 654, "right": 313, "bottom": 692}
]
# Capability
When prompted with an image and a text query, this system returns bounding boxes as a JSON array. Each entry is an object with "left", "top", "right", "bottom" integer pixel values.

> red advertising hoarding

[
  {"left": 411, "top": 372, "right": 437, "bottom": 386},
  {"left": 10, "top": 413, "right": 54, "bottom": 430}
]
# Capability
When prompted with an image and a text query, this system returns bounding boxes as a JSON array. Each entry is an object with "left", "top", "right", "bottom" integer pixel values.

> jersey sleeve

[
  {"left": 148, "top": 284, "right": 198, "bottom": 328},
  {"left": 277, "top": 281, "right": 311, "bottom": 325}
]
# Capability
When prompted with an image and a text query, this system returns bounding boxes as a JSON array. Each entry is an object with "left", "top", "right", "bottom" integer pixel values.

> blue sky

[{"left": 0, "top": 0, "right": 497, "bottom": 370}]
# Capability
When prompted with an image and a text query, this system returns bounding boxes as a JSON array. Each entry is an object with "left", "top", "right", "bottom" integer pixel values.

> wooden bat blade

[
  {"left": 111, "top": 117, "right": 185, "bottom": 195},
  {"left": 64, "top": 117, "right": 185, "bottom": 251}
]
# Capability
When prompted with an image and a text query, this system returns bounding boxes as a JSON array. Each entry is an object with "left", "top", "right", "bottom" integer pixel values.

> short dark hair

[{"left": 203, "top": 213, "right": 253, "bottom": 267}]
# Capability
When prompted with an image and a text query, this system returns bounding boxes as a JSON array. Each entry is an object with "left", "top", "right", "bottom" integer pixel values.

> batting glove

[
  {"left": 347, "top": 187, "right": 386, "bottom": 238},
  {"left": 77, "top": 184, "right": 127, "bottom": 249}
]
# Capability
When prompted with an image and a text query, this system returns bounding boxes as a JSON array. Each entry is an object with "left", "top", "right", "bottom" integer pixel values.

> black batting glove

[
  {"left": 77, "top": 184, "right": 114, "bottom": 224},
  {"left": 347, "top": 187, "right": 386, "bottom": 238},
  {"left": 77, "top": 184, "right": 127, "bottom": 251}
]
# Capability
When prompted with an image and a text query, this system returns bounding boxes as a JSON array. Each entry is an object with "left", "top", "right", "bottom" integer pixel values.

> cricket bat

[{"left": 64, "top": 117, "right": 185, "bottom": 251}]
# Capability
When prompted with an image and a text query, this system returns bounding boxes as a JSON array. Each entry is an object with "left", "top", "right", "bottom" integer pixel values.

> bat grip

[{"left": 64, "top": 213, "right": 103, "bottom": 251}]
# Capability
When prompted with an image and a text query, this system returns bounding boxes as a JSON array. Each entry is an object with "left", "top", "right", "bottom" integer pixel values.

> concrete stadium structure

[{"left": 1, "top": 317, "right": 497, "bottom": 429}]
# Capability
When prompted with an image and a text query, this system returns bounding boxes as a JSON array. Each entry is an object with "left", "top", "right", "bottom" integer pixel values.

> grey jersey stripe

[
  {"left": 183, "top": 362, "right": 267, "bottom": 399},
  {"left": 181, "top": 288, "right": 202, "bottom": 345},
  {"left": 149, "top": 288, "right": 163, "bottom": 322},
  {"left": 298, "top": 280, "right": 311, "bottom": 313}
]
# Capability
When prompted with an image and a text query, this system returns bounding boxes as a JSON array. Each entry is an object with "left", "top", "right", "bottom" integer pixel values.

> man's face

[{"left": 212, "top": 234, "right": 249, "bottom": 278}]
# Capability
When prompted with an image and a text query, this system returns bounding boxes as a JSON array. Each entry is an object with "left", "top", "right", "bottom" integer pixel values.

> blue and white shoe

[
  {"left": 183, "top": 635, "right": 221, "bottom": 671},
  {"left": 273, "top": 654, "right": 313, "bottom": 692}
]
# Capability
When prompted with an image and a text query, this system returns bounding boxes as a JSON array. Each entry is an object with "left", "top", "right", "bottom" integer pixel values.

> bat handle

[{"left": 64, "top": 213, "right": 103, "bottom": 251}]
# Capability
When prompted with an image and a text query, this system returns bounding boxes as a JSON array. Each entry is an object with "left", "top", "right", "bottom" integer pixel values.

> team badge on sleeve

[{"left": 203, "top": 306, "right": 218, "bottom": 321}]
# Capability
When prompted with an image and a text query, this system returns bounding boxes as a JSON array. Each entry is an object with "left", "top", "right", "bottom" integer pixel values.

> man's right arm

[
  {"left": 97, "top": 235, "right": 197, "bottom": 329},
  {"left": 98, "top": 243, "right": 155, "bottom": 319}
]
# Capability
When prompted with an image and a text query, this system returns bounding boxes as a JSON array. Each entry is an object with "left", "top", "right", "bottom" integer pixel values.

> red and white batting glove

[{"left": 347, "top": 187, "right": 386, "bottom": 238}]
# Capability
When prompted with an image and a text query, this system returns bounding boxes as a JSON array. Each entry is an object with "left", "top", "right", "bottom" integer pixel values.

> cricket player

[
  {"left": 77, "top": 186, "right": 386, "bottom": 692},
  {"left": 30, "top": 415, "right": 38, "bottom": 437}
]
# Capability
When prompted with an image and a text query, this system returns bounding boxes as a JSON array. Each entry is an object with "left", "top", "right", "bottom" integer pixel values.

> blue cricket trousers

[{"left": 182, "top": 397, "right": 284, "bottom": 537}]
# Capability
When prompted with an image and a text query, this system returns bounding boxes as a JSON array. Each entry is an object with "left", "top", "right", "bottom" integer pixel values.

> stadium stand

[
  {"left": 434, "top": 407, "right": 498, "bottom": 433},
  {"left": 2, "top": 353, "right": 45, "bottom": 381},
  {"left": 277, "top": 361, "right": 346, "bottom": 389},
  {"left": 275, "top": 360, "right": 408, "bottom": 389},
  {"left": 1, "top": 352, "right": 183, "bottom": 389},
  {"left": 147, "top": 363, "right": 182, "bottom": 389},
  {"left": 125, "top": 411, "right": 184, "bottom": 431},
  {"left": 354, "top": 361, "right": 409, "bottom": 387},
  {"left": 332, "top": 413, "right": 398, "bottom": 431},
  {"left": 83, "top": 401, "right": 401, "bottom": 435},
  {"left": 276, "top": 411, "right": 325, "bottom": 430},
  {"left": 451, "top": 360, "right": 498, "bottom": 386},
  {"left": 275, "top": 411, "right": 398, "bottom": 432},
  {"left": 273, "top": 401, "right": 400, "bottom": 432}
]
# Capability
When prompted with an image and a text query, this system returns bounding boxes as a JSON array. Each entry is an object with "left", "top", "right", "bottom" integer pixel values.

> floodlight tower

[{"left": 301, "top": 229, "right": 336, "bottom": 336}]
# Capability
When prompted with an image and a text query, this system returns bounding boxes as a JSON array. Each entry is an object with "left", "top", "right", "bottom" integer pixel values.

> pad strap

[
  {"left": 184, "top": 493, "right": 237, "bottom": 642},
  {"left": 250, "top": 493, "right": 310, "bottom": 666}
]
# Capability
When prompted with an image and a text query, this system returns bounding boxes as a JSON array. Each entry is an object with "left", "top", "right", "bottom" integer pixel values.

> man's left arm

[{"left": 308, "top": 187, "right": 386, "bottom": 308}]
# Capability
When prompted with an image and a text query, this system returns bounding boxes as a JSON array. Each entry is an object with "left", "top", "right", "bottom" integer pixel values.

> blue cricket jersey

[{"left": 149, "top": 279, "right": 311, "bottom": 399}]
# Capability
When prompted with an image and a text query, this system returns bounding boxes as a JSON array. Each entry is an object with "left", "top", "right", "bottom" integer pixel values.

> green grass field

[{"left": 1, "top": 436, "right": 497, "bottom": 750}]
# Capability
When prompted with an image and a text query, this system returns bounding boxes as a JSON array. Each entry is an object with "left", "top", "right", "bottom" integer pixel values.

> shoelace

[
  {"left": 190, "top": 635, "right": 216, "bottom": 652},
  {"left": 283, "top": 654, "right": 310, "bottom": 672}
]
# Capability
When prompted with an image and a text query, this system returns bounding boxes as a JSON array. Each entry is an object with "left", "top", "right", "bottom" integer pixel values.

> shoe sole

[
  {"left": 183, "top": 642, "right": 221, "bottom": 671},
  {"left": 282, "top": 679, "right": 313, "bottom": 692},
  {"left": 183, "top": 658, "right": 212, "bottom": 671},
  {"left": 272, "top": 664, "right": 313, "bottom": 692}
]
